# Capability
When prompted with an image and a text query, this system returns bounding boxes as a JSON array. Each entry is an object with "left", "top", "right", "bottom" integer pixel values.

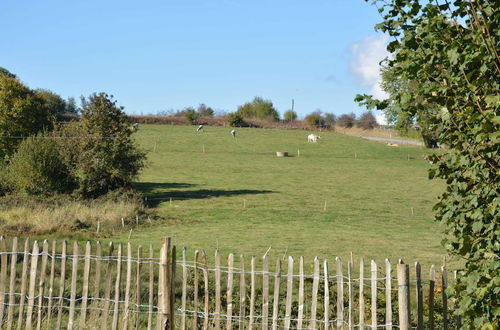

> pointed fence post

[
  {"left": 158, "top": 237, "right": 174, "bottom": 330},
  {"left": 397, "top": 263, "right": 410, "bottom": 330}
]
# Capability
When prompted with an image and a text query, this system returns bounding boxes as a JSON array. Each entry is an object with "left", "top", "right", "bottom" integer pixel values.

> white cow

[{"left": 307, "top": 134, "right": 320, "bottom": 143}]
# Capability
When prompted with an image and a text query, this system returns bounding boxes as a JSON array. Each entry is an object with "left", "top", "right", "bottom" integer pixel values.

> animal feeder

[{"left": 276, "top": 151, "right": 288, "bottom": 157}]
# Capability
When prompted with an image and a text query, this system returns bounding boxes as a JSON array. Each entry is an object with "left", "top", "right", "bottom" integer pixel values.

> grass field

[{"left": 107, "top": 124, "right": 446, "bottom": 269}]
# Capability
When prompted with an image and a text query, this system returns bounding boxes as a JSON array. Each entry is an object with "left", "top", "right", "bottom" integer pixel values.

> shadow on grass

[
  {"left": 133, "top": 182, "right": 198, "bottom": 193},
  {"left": 135, "top": 182, "right": 276, "bottom": 207}
]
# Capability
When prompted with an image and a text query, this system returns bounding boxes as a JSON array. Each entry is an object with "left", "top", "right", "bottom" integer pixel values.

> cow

[
  {"left": 307, "top": 134, "right": 320, "bottom": 143},
  {"left": 197, "top": 124, "right": 204, "bottom": 132},
  {"left": 231, "top": 129, "right": 236, "bottom": 138}
]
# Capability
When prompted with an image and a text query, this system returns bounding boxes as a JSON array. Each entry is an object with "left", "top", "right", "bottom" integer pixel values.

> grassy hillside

[{"left": 110, "top": 124, "right": 446, "bottom": 269}]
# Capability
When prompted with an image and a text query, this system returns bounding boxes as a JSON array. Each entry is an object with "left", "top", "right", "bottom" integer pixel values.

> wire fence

[{"left": 0, "top": 236, "right": 460, "bottom": 329}]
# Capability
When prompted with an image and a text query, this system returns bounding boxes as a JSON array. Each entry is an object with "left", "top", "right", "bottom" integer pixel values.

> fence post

[
  {"left": 397, "top": 263, "right": 410, "bottom": 330},
  {"left": 158, "top": 237, "right": 173, "bottom": 330}
]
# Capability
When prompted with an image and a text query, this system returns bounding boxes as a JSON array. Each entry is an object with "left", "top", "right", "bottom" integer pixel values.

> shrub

[
  {"left": 356, "top": 111, "right": 378, "bottom": 130},
  {"left": 283, "top": 110, "right": 298, "bottom": 121},
  {"left": 337, "top": 113, "right": 356, "bottom": 128},
  {"left": 227, "top": 113, "right": 246, "bottom": 127},
  {"left": 6, "top": 135, "right": 74, "bottom": 195},
  {"left": 236, "top": 97, "right": 279, "bottom": 121},
  {"left": 183, "top": 107, "right": 201, "bottom": 124}
]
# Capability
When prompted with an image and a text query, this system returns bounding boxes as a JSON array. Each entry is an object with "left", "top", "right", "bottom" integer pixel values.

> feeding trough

[{"left": 276, "top": 151, "right": 288, "bottom": 157}]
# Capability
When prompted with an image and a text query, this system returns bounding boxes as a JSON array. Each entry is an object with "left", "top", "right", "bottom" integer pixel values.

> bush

[
  {"left": 356, "top": 111, "right": 378, "bottom": 130},
  {"left": 283, "top": 110, "right": 297, "bottom": 121},
  {"left": 236, "top": 97, "right": 279, "bottom": 121},
  {"left": 227, "top": 113, "right": 246, "bottom": 127},
  {"left": 183, "top": 107, "right": 201, "bottom": 124},
  {"left": 6, "top": 135, "right": 74, "bottom": 195},
  {"left": 337, "top": 113, "right": 356, "bottom": 128}
]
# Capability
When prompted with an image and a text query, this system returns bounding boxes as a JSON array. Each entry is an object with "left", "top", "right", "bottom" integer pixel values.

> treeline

[
  {"left": 132, "top": 96, "right": 380, "bottom": 130},
  {"left": 0, "top": 67, "right": 145, "bottom": 197}
]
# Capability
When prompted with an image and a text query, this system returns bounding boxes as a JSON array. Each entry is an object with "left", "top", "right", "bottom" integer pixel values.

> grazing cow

[
  {"left": 132, "top": 122, "right": 139, "bottom": 131},
  {"left": 307, "top": 134, "right": 320, "bottom": 143},
  {"left": 197, "top": 124, "right": 204, "bottom": 132},
  {"left": 231, "top": 129, "right": 236, "bottom": 138}
]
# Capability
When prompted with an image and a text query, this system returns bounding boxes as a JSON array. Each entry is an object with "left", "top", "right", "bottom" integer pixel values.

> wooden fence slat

[
  {"left": 55, "top": 240, "right": 67, "bottom": 330},
  {"left": 6, "top": 237, "right": 18, "bottom": 330},
  {"left": 101, "top": 242, "right": 115, "bottom": 329},
  {"left": 79, "top": 242, "right": 92, "bottom": 328},
  {"left": 348, "top": 256, "right": 354, "bottom": 330},
  {"left": 385, "top": 259, "right": 392, "bottom": 330},
  {"left": 159, "top": 238, "right": 173, "bottom": 330},
  {"left": 324, "top": 260, "right": 329, "bottom": 330},
  {"left": 26, "top": 241, "right": 40, "bottom": 330},
  {"left": 170, "top": 245, "right": 176, "bottom": 328},
  {"left": 214, "top": 249, "right": 221, "bottom": 330},
  {"left": 226, "top": 253, "right": 234, "bottom": 330},
  {"left": 453, "top": 271, "right": 461, "bottom": 328},
  {"left": 249, "top": 256, "right": 256, "bottom": 330},
  {"left": 16, "top": 238, "right": 30, "bottom": 330},
  {"left": 68, "top": 241, "right": 79, "bottom": 330},
  {"left": 90, "top": 241, "right": 102, "bottom": 330},
  {"left": 428, "top": 265, "right": 435, "bottom": 330},
  {"left": 415, "top": 262, "right": 423, "bottom": 329},
  {"left": 123, "top": 243, "right": 133, "bottom": 329},
  {"left": 284, "top": 256, "right": 294, "bottom": 330},
  {"left": 239, "top": 255, "right": 246, "bottom": 330},
  {"left": 271, "top": 258, "right": 281, "bottom": 330},
  {"left": 297, "top": 256, "right": 304, "bottom": 330},
  {"left": 441, "top": 267, "right": 448, "bottom": 330},
  {"left": 147, "top": 245, "right": 154, "bottom": 330},
  {"left": 203, "top": 251, "right": 209, "bottom": 330},
  {"left": 181, "top": 248, "right": 187, "bottom": 330},
  {"left": 0, "top": 237, "right": 8, "bottom": 326},
  {"left": 262, "top": 253, "right": 270, "bottom": 330},
  {"left": 45, "top": 240, "right": 57, "bottom": 329},
  {"left": 36, "top": 240, "right": 49, "bottom": 330},
  {"left": 135, "top": 245, "right": 143, "bottom": 330},
  {"left": 397, "top": 263, "right": 410, "bottom": 330},
  {"left": 336, "top": 257, "right": 343, "bottom": 329},
  {"left": 359, "top": 258, "right": 364, "bottom": 329},
  {"left": 193, "top": 250, "right": 199, "bottom": 330},
  {"left": 112, "top": 243, "right": 123, "bottom": 330},
  {"left": 371, "top": 260, "right": 377, "bottom": 329},
  {"left": 309, "top": 257, "right": 320, "bottom": 330}
]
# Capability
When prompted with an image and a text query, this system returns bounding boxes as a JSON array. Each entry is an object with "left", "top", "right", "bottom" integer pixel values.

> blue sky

[{"left": 1, "top": 0, "right": 389, "bottom": 120}]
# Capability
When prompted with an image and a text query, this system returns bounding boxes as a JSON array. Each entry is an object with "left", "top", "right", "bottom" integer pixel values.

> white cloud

[{"left": 350, "top": 34, "right": 389, "bottom": 101}]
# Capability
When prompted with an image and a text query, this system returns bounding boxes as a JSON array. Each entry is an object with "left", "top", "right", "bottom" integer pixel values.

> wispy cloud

[{"left": 350, "top": 34, "right": 389, "bottom": 100}]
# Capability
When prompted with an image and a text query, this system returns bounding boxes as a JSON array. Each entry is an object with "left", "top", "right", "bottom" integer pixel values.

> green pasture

[{"left": 115, "top": 124, "right": 446, "bottom": 269}]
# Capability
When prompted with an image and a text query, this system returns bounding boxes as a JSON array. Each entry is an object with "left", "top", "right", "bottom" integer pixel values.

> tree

[
  {"left": 357, "top": 1, "right": 499, "bottom": 326},
  {"left": 283, "top": 109, "right": 298, "bottom": 121},
  {"left": 227, "top": 112, "right": 246, "bottom": 127},
  {"left": 182, "top": 107, "right": 200, "bottom": 124},
  {"left": 35, "top": 89, "right": 67, "bottom": 116},
  {"left": 197, "top": 103, "right": 214, "bottom": 117},
  {"left": 75, "top": 93, "right": 146, "bottom": 197},
  {"left": 305, "top": 111, "right": 325, "bottom": 128},
  {"left": 236, "top": 97, "right": 279, "bottom": 120},
  {"left": 0, "top": 67, "right": 16, "bottom": 79},
  {"left": 356, "top": 111, "right": 378, "bottom": 130},
  {"left": 65, "top": 97, "right": 79, "bottom": 114},
  {"left": 0, "top": 75, "right": 51, "bottom": 157},
  {"left": 337, "top": 113, "right": 356, "bottom": 128},
  {"left": 323, "top": 112, "right": 337, "bottom": 126}
]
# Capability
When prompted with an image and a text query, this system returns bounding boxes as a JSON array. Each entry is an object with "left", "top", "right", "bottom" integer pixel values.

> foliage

[
  {"left": 356, "top": 111, "right": 378, "bottom": 130},
  {"left": 182, "top": 107, "right": 201, "bottom": 124},
  {"left": 227, "top": 112, "right": 246, "bottom": 127},
  {"left": 337, "top": 113, "right": 356, "bottom": 128},
  {"left": 0, "top": 67, "right": 16, "bottom": 78},
  {"left": 35, "top": 88, "right": 68, "bottom": 116},
  {"left": 236, "top": 97, "right": 280, "bottom": 121},
  {"left": 5, "top": 134, "right": 74, "bottom": 195},
  {"left": 0, "top": 75, "right": 52, "bottom": 157},
  {"left": 283, "top": 109, "right": 298, "bottom": 121},
  {"left": 197, "top": 103, "right": 214, "bottom": 117},
  {"left": 305, "top": 111, "right": 324, "bottom": 128},
  {"left": 357, "top": 0, "right": 499, "bottom": 326},
  {"left": 65, "top": 96, "right": 79, "bottom": 114},
  {"left": 323, "top": 112, "right": 336, "bottom": 126},
  {"left": 74, "top": 92, "right": 146, "bottom": 197}
]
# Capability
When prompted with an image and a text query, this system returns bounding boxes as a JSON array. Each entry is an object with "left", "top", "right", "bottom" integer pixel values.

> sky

[{"left": 0, "top": 0, "right": 390, "bottom": 122}]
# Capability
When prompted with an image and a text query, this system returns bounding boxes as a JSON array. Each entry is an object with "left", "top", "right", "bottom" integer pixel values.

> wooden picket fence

[{"left": 0, "top": 236, "right": 461, "bottom": 329}]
